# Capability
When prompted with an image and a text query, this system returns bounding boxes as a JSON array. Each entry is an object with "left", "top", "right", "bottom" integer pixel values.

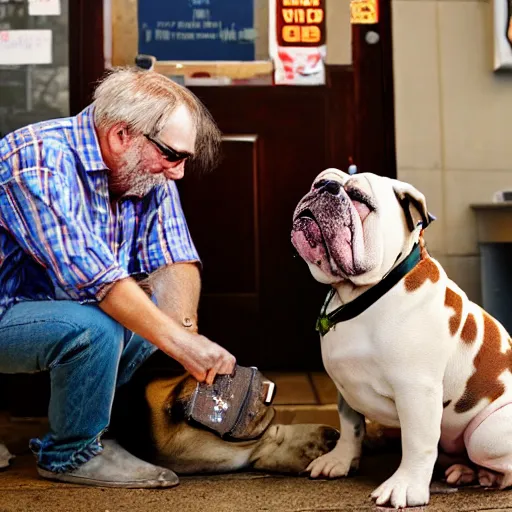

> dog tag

[{"left": 316, "top": 315, "right": 332, "bottom": 336}]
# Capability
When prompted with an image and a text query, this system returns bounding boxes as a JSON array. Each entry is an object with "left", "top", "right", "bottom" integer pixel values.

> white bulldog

[{"left": 291, "top": 168, "right": 512, "bottom": 508}]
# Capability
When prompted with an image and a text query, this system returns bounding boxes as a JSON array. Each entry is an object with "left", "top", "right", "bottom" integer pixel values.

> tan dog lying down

[{"left": 110, "top": 364, "right": 339, "bottom": 476}]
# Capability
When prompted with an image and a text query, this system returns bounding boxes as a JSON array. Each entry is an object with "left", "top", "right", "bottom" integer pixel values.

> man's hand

[{"left": 164, "top": 330, "right": 236, "bottom": 384}]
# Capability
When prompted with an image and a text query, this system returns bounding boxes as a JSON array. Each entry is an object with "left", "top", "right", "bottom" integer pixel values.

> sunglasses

[{"left": 144, "top": 134, "right": 192, "bottom": 162}]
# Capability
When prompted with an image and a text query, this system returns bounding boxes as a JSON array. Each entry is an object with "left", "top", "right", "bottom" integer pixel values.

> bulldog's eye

[
  {"left": 314, "top": 179, "right": 328, "bottom": 189},
  {"left": 345, "top": 187, "right": 376, "bottom": 212}
]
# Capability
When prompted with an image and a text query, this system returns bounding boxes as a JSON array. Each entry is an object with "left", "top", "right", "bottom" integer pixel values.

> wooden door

[{"left": 178, "top": 1, "right": 397, "bottom": 371}]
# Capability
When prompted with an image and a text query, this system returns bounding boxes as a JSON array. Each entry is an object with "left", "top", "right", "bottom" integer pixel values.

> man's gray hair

[{"left": 92, "top": 67, "right": 221, "bottom": 172}]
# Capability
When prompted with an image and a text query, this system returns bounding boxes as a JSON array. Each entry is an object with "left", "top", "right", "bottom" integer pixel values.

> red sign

[
  {"left": 277, "top": 0, "right": 326, "bottom": 47},
  {"left": 350, "top": 0, "right": 379, "bottom": 24}
]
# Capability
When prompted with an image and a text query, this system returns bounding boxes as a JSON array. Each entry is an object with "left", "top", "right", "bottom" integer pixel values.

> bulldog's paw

[
  {"left": 306, "top": 450, "right": 358, "bottom": 479},
  {"left": 478, "top": 468, "right": 503, "bottom": 488},
  {"left": 371, "top": 471, "right": 430, "bottom": 508},
  {"left": 445, "top": 463, "right": 477, "bottom": 486}
]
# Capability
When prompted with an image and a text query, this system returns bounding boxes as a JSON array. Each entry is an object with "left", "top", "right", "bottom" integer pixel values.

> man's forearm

[
  {"left": 98, "top": 276, "right": 178, "bottom": 349},
  {"left": 142, "top": 262, "right": 201, "bottom": 332}
]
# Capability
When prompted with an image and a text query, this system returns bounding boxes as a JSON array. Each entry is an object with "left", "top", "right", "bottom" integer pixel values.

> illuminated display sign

[
  {"left": 276, "top": 0, "right": 326, "bottom": 47},
  {"left": 350, "top": 0, "right": 379, "bottom": 24}
]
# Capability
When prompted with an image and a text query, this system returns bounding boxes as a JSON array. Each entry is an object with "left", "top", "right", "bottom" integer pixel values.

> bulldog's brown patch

[
  {"left": 445, "top": 287, "right": 463, "bottom": 336},
  {"left": 461, "top": 313, "right": 478, "bottom": 344},
  {"left": 404, "top": 259, "right": 440, "bottom": 292},
  {"left": 454, "top": 312, "right": 507, "bottom": 414}
]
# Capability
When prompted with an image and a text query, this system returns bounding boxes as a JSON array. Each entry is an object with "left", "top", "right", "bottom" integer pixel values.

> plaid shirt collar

[{"left": 71, "top": 105, "right": 108, "bottom": 172}]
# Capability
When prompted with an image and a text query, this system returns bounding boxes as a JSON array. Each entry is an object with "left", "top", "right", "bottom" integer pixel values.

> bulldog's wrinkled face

[{"left": 291, "top": 169, "right": 433, "bottom": 287}]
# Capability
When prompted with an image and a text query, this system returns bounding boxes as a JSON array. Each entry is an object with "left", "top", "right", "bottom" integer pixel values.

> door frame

[
  {"left": 352, "top": 0, "right": 397, "bottom": 178},
  {"left": 69, "top": 0, "right": 106, "bottom": 115}
]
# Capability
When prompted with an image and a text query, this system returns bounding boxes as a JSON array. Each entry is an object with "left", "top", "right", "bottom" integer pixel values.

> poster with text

[
  {"left": 138, "top": 0, "right": 256, "bottom": 62},
  {"left": 269, "top": 0, "right": 326, "bottom": 85}
]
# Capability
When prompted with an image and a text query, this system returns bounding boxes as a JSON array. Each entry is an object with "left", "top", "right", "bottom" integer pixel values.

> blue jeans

[{"left": 0, "top": 300, "right": 157, "bottom": 473}]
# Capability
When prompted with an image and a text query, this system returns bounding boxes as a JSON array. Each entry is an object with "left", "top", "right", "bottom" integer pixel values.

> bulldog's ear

[{"left": 393, "top": 181, "right": 436, "bottom": 232}]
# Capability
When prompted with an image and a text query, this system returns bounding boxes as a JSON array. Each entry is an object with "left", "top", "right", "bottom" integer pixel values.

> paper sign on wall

[
  {"left": 138, "top": 0, "right": 255, "bottom": 61},
  {"left": 269, "top": 0, "right": 327, "bottom": 85},
  {"left": 28, "top": 0, "right": 61, "bottom": 16},
  {"left": 0, "top": 30, "right": 53, "bottom": 65}
]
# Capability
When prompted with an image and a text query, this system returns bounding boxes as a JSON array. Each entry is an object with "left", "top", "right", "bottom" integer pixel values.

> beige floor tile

[
  {"left": 263, "top": 372, "right": 318, "bottom": 405},
  {"left": 274, "top": 404, "right": 339, "bottom": 428}
]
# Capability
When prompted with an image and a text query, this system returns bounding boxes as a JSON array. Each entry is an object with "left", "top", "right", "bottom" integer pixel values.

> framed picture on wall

[{"left": 494, "top": 0, "right": 512, "bottom": 70}]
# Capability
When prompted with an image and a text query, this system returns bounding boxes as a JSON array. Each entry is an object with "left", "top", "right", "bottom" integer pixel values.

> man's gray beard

[
  {"left": 121, "top": 166, "right": 166, "bottom": 198},
  {"left": 110, "top": 145, "right": 167, "bottom": 198}
]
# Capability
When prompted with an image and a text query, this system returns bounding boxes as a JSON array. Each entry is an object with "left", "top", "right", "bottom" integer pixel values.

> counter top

[{"left": 470, "top": 203, "right": 512, "bottom": 243}]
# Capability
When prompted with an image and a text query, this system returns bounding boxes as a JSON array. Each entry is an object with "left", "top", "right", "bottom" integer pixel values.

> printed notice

[
  {"left": 0, "top": 30, "right": 53, "bottom": 65},
  {"left": 28, "top": 0, "right": 61, "bottom": 16},
  {"left": 138, "top": 0, "right": 255, "bottom": 61},
  {"left": 269, "top": 0, "right": 327, "bottom": 85}
]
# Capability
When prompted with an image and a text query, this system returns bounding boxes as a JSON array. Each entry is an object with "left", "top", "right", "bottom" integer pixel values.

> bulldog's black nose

[{"left": 314, "top": 179, "right": 341, "bottom": 195}]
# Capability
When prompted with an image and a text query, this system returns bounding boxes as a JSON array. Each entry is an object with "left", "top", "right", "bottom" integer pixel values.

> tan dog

[
  {"left": 291, "top": 168, "right": 512, "bottom": 508},
  {"left": 110, "top": 365, "right": 339, "bottom": 476}
]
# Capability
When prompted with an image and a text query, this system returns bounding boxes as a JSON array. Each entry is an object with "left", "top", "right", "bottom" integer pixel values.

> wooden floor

[{"left": 265, "top": 372, "right": 340, "bottom": 427}]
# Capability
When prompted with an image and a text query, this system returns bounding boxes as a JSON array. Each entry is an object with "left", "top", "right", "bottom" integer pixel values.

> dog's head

[
  {"left": 291, "top": 169, "right": 435, "bottom": 287},
  {"left": 167, "top": 372, "right": 276, "bottom": 442}
]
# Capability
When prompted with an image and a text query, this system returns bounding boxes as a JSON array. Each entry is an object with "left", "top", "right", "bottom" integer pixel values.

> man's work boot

[{"left": 37, "top": 439, "right": 179, "bottom": 488}]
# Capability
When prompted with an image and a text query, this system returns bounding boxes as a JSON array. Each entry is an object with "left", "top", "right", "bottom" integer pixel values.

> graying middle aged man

[{"left": 0, "top": 67, "right": 236, "bottom": 487}]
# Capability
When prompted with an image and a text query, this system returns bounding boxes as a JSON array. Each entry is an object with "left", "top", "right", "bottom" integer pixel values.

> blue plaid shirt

[{"left": 0, "top": 106, "right": 199, "bottom": 320}]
